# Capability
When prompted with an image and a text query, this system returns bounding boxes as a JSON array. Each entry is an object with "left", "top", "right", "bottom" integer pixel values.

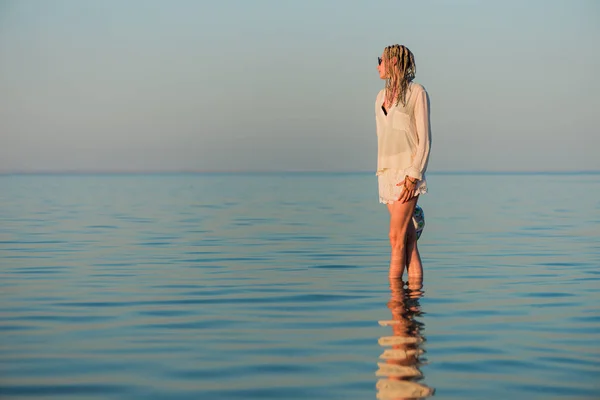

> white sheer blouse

[{"left": 375, "top": 82, "right": 432, "bottom": 181}]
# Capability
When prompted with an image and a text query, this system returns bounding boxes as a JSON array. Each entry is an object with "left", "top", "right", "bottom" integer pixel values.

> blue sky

[{"left": 1, "top": 0, "right": 598, "bottom": 172}]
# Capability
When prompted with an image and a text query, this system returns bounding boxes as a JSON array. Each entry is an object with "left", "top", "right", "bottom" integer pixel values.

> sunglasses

[{"left": 378, "top": 57, "right": 382, "bottom": 65}]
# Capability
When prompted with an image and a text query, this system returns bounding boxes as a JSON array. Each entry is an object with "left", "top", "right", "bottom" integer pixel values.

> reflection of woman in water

[
  {"left": 377, "top": 277, "right": 434, "bottom": 399},
  {"left": 375, "top": 44, "right": 432, "bottom": 280}
]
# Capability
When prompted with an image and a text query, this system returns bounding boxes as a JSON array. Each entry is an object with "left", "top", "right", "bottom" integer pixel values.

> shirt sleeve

[{"left": 406, "top": 87, "right": 431, "bottom": 181}]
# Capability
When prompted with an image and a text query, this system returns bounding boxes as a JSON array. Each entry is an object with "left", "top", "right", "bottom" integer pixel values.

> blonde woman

[{"left": 375, "top": 44, "right": 431, "bottom": 280}]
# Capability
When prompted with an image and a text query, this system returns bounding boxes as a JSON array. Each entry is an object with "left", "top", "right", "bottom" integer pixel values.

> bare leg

[
  {"left": 386, "top": 197, "right": 418, "bottom": 279},
  {"left": 388, "top": 196, "right": 422, "bottom": 280},
  {"left": 406, "top": 272, "right": 423, "bottom": 299},
  {"left": 404, "top": 206, "right": 423, "bottom": 280}
]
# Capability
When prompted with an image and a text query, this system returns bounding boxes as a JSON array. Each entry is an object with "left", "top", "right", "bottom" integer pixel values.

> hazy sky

[{"left": 1, "top": 0, "right": 598, "bottom": 172}]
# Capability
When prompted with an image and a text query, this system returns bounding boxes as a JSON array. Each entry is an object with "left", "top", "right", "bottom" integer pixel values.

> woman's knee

[
  {"left": 405, "top": 222, "right": 417, "bottom": 243},
  {"left": 389, "top": 229, "right": 407, "bottom": 248}
]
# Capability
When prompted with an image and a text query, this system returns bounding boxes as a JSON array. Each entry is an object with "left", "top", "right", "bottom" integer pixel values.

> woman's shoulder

[
  {"left": 410, "top": 81, "right": 427, "bottom": 94},
  {"left": 375, "top": 89, "right": 385, "bottom": 104}
]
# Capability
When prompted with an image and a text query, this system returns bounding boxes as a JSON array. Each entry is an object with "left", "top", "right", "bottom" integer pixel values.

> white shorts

[{"left": 377, "top": 169, "right": 428, "bottom": 205}]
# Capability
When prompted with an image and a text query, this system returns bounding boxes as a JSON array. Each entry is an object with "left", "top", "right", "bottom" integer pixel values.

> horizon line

[{"left": 1, "top": 169, "right": 599, "bottom": 176}]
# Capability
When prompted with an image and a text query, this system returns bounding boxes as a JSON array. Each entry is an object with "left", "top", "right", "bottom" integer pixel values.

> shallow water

[{"left": 1, "top": 172, "right": 599, "bottom": 399}]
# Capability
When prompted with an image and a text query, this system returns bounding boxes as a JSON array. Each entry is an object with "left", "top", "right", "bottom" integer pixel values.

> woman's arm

[{"left": 406, "top": 87, "right": 431, "bottom": 181}]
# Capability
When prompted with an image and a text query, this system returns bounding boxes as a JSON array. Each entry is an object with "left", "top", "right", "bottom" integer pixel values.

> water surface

[{"left": 1, "top": 172, "right": 599, "bottom": 399}]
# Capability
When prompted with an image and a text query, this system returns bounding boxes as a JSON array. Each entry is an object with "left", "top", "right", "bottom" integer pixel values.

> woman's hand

[{"left": 397, "top": 176, "right": 418, "bottom": 203}]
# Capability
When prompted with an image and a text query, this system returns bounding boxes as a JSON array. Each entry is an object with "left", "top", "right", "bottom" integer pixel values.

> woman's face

[
  {"left": 377, "top": 50, "right": 395, "bottom": 80},
  {"left": 377, "top": 51, "right": 387, "bottom": 80}
]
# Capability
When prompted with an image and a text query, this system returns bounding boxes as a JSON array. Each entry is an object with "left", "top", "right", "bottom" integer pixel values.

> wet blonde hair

[{"left": 383, "top": 44, "right": 416, "bottom": 107}]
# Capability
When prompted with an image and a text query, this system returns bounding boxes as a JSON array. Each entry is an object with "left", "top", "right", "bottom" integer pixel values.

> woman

[{"left": 375, "top": 44, "right": 431, "bottom": 280}]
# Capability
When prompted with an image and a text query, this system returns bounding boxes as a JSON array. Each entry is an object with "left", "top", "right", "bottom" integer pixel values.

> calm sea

[{"left": 1, "top": 172, "right": 599, "bottom": 399}]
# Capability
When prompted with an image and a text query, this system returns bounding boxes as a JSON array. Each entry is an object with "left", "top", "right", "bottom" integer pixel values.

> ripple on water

[{"left": 1, "top": 173, "right": 599, "bottom": 400}]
